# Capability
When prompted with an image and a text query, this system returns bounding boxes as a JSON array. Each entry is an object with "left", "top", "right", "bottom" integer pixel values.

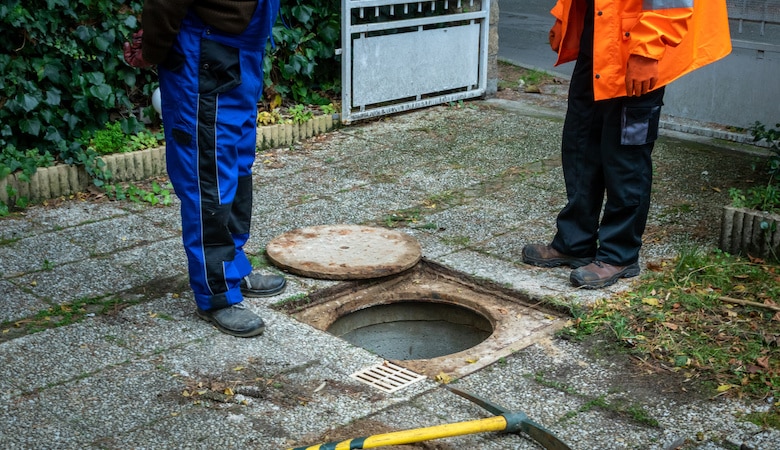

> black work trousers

[{"left": 551, "top": 2, "right": 664, "bottom": 266}]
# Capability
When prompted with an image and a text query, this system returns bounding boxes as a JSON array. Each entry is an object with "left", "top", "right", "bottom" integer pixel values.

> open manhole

[
  {"left": 279, "top": 258, "right": 569, "bottom": 379},
  {"left": 328, "top": 301, "right": 493, "bottom": 360}
]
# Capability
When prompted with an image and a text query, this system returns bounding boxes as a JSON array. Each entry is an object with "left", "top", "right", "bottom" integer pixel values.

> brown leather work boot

[
  {"left": 521, "top": 244, "right": 592, "bottom": 268},
  {"left": 570, "top": 260, "right": 641, "bottom": 289}
]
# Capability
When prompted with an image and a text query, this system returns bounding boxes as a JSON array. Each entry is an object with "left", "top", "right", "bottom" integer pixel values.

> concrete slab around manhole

[
  {"left": 282, "top": 259, "right": 569, "bottom": 380},
  {"left": 266, "top": 224, "right": 422, "bottom": 279}
]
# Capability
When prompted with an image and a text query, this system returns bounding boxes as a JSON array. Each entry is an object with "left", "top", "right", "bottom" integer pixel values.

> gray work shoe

[
  {"left": 240, "top": 273, "right": 286, "bottom": 297},
  {"left": 570, "top": 261, "right": 641, "bottom": 289},
  {"left": 196, "top": 303, "right": 266, "bottom": 337},
  {"left": 522, "top": 244, "right": 592, "bottom": 268}
]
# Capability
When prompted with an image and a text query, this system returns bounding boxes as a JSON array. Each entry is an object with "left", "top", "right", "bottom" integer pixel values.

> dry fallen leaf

[
  {"left": 435, "top": 372, "right": 452, "bottom": 384},
  {"left": 642, "top": 297, "right": 660, "bottom": 307}
]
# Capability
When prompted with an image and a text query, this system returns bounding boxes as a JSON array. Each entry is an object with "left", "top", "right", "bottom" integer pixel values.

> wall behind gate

[
  {"left": 663, "top": 37, "right": 780, "bottom": 129},
  {"left": 645, "top": 10, "right": 780, "bottom": 130}
]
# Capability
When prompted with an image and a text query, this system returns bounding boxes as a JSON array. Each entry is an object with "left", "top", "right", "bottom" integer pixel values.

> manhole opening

[
  {"left": 277, "top": 258, "right": 569, "bottom": 378},
  {"left": 328, "top": 301, "right": 493, "bottom": 360}
]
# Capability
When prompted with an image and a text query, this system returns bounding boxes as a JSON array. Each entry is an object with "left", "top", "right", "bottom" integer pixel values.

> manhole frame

[{"left": 284, "top": 258, "right": 569, "bottom": 379}]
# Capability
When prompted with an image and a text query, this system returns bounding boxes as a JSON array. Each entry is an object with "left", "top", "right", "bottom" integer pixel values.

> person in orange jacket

[{"left": 522, "top": 0, "right": 732, "bottom": 289}]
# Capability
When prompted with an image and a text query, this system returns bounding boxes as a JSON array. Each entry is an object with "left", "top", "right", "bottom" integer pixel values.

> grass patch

[
  {"left": 743, "top": 409, "right": 780, "bottom": 428},
  {"left": 272, "top": 293, "right": 312, "bottom": 313},
  {"left": 531, "top": 372, "right": 659, "bottom": 427},
  {"left": 0, "top": 295, "right": 144, "bottom": 343},
  {"left": 497, "top": 61, "right": 555, "bottom": 90},
  {"left": 561, "top": 246, "right": 780, "bottom": 408}
]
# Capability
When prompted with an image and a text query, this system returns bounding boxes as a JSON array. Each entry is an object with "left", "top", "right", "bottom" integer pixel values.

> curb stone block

[
  {"left": 2, "top": 119, "right": 338, "bottom": 207},
  {"left": 720, "top": 205, "right": 780, "bottom": 260}
]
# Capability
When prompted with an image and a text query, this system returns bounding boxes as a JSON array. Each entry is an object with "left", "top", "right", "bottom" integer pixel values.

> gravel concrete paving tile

[
  {"left": 0, "top": 278, "right": 50, "bottom": 323},
  {"left": 246, "top": 275, "right": 337, "bottom": 307},
  {"left": 475, "top": 338, "right": 780, "bottom": 449},
  {"left": 394, "top": 168, "right": 485, "bottom": 198},
  {"left": 423, "top": 199, "right": 538, "bottom": 245},
  {"left": 0, "top": 319, "right": 135, "bottom": 392},
  {"left": 404, "top": 229, "right": 464, "bottom": 258},
  {"left": 15, "top": 257, "right": 150, "bottom": 303},
  {"left": 260, "top": 308, "right": 384, "bottom": 375},
  {"left": 21, "top": 201, "right": 129, "bottom": 230},
  {"left": 135, "top": 202, "right": 184, "bottom": 231},
  {"left": 0, "top": 232, "right": 87, "bottom": 278},
  {"left": 0, "top": 396, "right": 90, "bottom": 449},
  {"left": 267, "top": 168, "right": 368, "bottom": 202},
  {"left": 248, "top": 201, "right": 380, "bottom": 242},
  {"left": 111, "top": 237, "right": 188, "bottom": 280},
  {"left": 103, "top": 406, "right": 290, "bottom": 449},
  {"left": 476, "top": 229, "right": 547, "bottom": 263},
  {"left": 154, "top": 337, "right": 303, "bottom": 383},
  {"left": 435, "top": 248, "right": 620, "bottom": 304},
  {"left": 325, "top": 187, "right": 425, "bottom": 220},
  {"left": 102, "top": 293, "right": 217, "bottom": 355},
  {"left": 0, "top": 370, "right": 21, "bottom": 402},
  {"left": 271, "top": 370, "right": 439, "bottom": 448},
  {"left": 0, "top": 216, "right": 39, "bottom": 242},
  {"left": 503, "top": 165, "right": 566, "bottom": 197},
  {"left": 62, "top": 214, "right": 180, "bottom": 256},
  {"left": 29, "top": 360, "right": 186, "bottom": 444}
]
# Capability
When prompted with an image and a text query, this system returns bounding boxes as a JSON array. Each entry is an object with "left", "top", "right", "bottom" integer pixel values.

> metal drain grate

[{"left": 350, "top": 361, "right": 427, "bottom": 393}]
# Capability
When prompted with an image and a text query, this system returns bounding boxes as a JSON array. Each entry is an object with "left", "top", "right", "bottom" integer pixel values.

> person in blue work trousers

[
  {"left": 522, "top": 0, "right": 732, "bottom": 289},
  {"left": 123, "top": 0, "right": 286, "bottom": 337}
]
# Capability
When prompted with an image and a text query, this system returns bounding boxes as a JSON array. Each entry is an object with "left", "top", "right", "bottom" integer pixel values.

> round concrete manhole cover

[{"left": 266, "top": 224, "right": 422, "bottom": 279}]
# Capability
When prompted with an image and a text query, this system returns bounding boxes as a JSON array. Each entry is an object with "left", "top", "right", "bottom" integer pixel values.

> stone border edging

[{"left": 0, "top": 114, "right": 339, "bottom": 206}]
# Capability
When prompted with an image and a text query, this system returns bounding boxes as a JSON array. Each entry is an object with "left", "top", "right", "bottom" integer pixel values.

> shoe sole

[
  {"left": 570, "top": 263, "right": 641, "bottom": 289},
  {"left": 241, "top": 280, "right": 287, "bottom": 298},
  {"left": 196, "top": 311, "right": 266, "bottom": 338},
  {"left": 522, "top": 254, "right": 592, "bottom": 269}
]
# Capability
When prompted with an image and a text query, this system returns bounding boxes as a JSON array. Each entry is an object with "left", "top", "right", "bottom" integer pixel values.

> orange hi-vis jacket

[{"left": 552, "top": 0, "right": 732, "bottom": 101}]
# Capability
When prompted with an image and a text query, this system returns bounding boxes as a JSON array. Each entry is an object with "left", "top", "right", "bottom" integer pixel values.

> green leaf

[
  {"left": 291, "top": 5, "right": 314, "bottom": 23},
  {"left": 19, "top": 118, "right": 42, "bottom": 136},
  {"left": 45, "top": 89, "right": 61, "bottom": 106},
  {"left": 89, "top": 84, "right": 112, "bottom": 102},
  {"left": 84, "top": 72, "right": 106, "bottom": 85},
  {"left": 19, "top": 93, "right": 40, "bottom": 113},
  {"left": 93, "top": 35, "right": 110, "bottom": 52},
  {"left": 74, "top": 25, "right": 95, "bottom": 42},
  {"left": 123, "top": 15, "right": 138, "bottom": 28}
]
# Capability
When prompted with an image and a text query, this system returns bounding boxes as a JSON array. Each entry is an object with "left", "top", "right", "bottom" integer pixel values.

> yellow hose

[{"left": 290, "top": 415, "right": 508, "bottom": 450}]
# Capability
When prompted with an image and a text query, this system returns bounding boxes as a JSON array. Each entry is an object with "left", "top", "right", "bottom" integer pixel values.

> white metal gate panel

[{"left": 341, "top": 0, "right": 490, "bottom": 124}]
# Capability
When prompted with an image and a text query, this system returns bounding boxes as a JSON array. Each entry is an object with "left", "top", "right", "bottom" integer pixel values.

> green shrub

[
  {"left": 91, "top": 122, "right": 130, "bottom": 154},
  {"left": 0, "top": 0, "right": 341, "bottom": 213},
  {"left": 729, "top": 122, "right": 780, "bottom": 213},
  {"left": 266, "top": 0, "right": 341, "bottom": 105},
  {"left": 0, "top": 0, "right": 154, "bottom": 160}
]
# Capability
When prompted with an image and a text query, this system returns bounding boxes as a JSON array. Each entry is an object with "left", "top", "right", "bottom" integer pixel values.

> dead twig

[{"left": 719, "top": 296, "right": 780, "bottom": 312}]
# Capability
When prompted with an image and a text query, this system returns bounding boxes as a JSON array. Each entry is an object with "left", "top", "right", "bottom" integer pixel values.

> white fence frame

[{"left": 340, "top": 0, "right": 490, "bottom": 124}]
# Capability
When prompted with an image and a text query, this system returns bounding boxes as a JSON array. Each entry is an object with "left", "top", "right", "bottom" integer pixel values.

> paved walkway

[{"left": 1, "top": 97, "right": 778, "bottom": 449}]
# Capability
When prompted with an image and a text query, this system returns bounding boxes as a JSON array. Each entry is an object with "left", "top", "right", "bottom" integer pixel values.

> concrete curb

[
  {"left": 0, "top": 114, "right": 339, "bottom": 206},
  {"left": 720, "top": 205, "right": 780, "bottom": 259}
]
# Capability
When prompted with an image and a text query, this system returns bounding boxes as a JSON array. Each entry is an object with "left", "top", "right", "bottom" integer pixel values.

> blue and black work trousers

[{"left": 157, "top": 1, "right": 278, "bottom": 311}]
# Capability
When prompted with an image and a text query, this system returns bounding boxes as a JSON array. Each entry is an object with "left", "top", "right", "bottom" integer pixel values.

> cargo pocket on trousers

[
  {"left": 621, "top": 105, "right": 661, "bottom": 146},
  {"left": 199, "top": 39, "right": 241, "bottom": 96}
]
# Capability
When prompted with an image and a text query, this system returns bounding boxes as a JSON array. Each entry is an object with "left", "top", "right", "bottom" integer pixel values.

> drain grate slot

[{"left": 350, "top": 361, "right": 426, "bottom": 393}]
